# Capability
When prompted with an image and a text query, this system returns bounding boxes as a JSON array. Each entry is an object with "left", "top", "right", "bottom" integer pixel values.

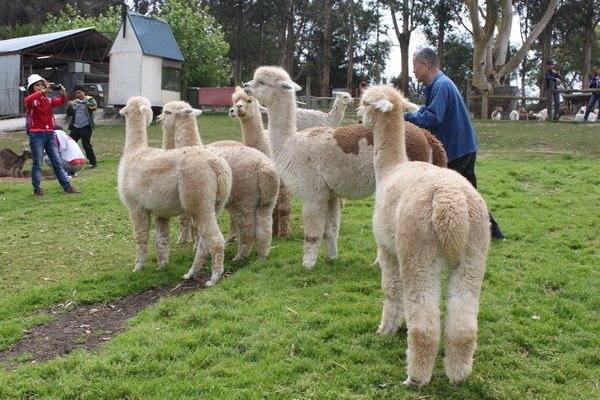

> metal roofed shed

[
  {"left": 108, "top": 11, "right": 184, "bottom": 108},
  {"left": 0, "top": 28, "right": 112, "bottom": 117}
]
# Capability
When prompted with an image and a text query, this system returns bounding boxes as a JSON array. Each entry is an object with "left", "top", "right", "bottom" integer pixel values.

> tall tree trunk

[
  {"left": 389, "top": 1, "right": 411, "bottom": 95},
  {"left": 539, "top": 26, "right": 553, "bottom": 99},
  {"left": 320, "top": 0, "right": 332, "bottom": 96},
  {"left": 346, "top": 0, "right": 355, "bottom": 92},
  {"left": 284, "top": 0, "right": 295, "bottom": 74}
]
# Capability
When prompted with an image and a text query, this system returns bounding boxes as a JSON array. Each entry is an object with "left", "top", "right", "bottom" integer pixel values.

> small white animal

[
  {"left": 509, "top": 109, "right": 519, "bottom": 120},
  {"left": 491, "top": 107, "right": 503, "bottom": 120}
]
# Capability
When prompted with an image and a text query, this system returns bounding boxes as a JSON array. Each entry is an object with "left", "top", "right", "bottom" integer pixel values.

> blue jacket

[{"left": 405, "top": 71, "right": 478, "bottom": 162}]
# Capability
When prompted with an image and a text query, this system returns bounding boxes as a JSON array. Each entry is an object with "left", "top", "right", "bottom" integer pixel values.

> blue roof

[
  {"left": 127, "top": 12, "right": 184, "bottom": 61},
  {"left": 0, "top": 28, "right": 93, "bottom": 53}
]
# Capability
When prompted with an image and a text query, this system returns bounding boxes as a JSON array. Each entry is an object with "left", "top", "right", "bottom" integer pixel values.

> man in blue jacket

[{"left": 404, "top": 47, "right": 505, "bottom": 240}]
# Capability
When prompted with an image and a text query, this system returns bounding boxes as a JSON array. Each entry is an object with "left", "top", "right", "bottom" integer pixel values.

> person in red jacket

[{"left": 24, "top": 74, "right": 80, "bottom": 196}]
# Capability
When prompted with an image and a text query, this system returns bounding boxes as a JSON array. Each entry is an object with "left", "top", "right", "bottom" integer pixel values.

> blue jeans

[
  {"left": 584, "top": 95, "right": 599, "bottom": 121},
  {"left": 28, "top": 130, "right": 71, "bottom": 191}
]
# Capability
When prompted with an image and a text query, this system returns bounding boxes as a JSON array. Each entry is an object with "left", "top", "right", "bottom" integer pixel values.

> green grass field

[{"left": 0, "top": 116, "right": 598, "bottom": 399}]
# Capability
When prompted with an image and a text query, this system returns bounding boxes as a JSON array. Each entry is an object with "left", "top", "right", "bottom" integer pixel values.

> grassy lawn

[{"left": 0, "top": 115, "right": 598, "bottom": 399}]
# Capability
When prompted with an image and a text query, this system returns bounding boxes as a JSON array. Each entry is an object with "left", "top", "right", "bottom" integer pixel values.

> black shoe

[
  {"left": 87, "top": 164, "right": 97, "bottom": 169},
  {"left": 491, "top": 226, "right": 506, "bottom": 241}
]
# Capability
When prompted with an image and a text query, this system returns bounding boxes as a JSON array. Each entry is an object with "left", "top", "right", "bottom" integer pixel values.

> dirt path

[{"left": 0, "top": 271, "right": 222, "bottom": 369}]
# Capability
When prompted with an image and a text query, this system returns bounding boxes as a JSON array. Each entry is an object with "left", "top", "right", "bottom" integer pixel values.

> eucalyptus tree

[
  {"left": 464, "top": 0, "right": 557, "bottom": 94},
  {"left": 385, "top": 0, "right": 434, "bottom": 94}
]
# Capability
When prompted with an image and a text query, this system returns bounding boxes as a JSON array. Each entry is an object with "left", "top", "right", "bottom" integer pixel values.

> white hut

[{"left": 108, "top": 12, "right": 184, "bottom": 108}]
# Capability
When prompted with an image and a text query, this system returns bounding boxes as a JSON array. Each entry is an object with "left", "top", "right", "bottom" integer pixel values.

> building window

[{"left": 162, "top": 67, "right": 180, "bottom": 91}]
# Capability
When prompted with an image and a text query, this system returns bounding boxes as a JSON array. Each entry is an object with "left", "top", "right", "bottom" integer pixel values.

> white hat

[{"left": 27, "top": 74, "right": 45, "bottom": 90}]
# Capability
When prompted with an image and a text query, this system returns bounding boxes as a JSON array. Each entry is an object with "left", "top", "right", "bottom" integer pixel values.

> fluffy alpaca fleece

[
  {"left": 509, "top": 109, "right": 519, "bottom": 120},
  {"left": 491, "top": 107, "right": 503, "bottom": 120},
  {"left": 244, "top": 66, "right": 448, "bottom": 268},
  {"left": 295, "top": 91, "right": 354, "bottom": 131},
  {"left": 159, "top": 100, "right": 280, "bottom": 261},
  {"left": 358, "top": 85, "right": 490, "bottom": 387},
  {"left": 118, "top": 97, "right": 232, "bottom": 286},
  {"left": 230, "top": 86, "right": 292, "bottom": 237}
]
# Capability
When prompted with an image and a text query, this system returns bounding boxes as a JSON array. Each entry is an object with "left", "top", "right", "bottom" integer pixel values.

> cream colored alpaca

[
  {"left": 118, "top": 97, "right": 232, "bottom": 286},
  {"left": 230, "top": 86, "right": 292, "bottom": 237},
  {"left": 358, "top": 85, "right": 490, "bottom": 387},
  {"left": 296, "top": 91, "right": 354, "bottom": 130},
  {"left": 244, "top": 66, "right": 447, "bottom": 268},
  {"left": 491, "top": 107, "right": 503, "bottom": 120},
  {"left": 159, "top": 100, "right": 279, "bottom": 261}
]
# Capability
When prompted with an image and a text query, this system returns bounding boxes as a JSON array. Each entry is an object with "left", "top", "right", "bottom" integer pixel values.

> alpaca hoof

[
  {"left": 302, "top": 260, "right": 316, "bottom": 269},
  {"left": 231, "top": 254, "right": 245, "bottom": 262},
  {"left": 182, "top": 272, "right": 194, "bottom": 280},
  {"left": 403, "top": 377, "right": 425, "bottom": 388},
  {"left": 377, "top": 325, "right": 398, "bottom": 335},
  {"left": 204, "top": 278, "right": 216, "bottom": 287},
  {"left": 132, "top": 265, "right": 143, "bottom": 272}
]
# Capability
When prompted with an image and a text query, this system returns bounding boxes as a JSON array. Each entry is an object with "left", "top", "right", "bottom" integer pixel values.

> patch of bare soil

[
  {"left": 0, "top": 170, "right": 58, "bottom": 183},
  {"left": 0, "top": 271, "right": 220, "bottom": 369}
]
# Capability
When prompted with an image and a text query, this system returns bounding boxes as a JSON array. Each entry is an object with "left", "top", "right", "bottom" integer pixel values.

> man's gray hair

[{"left": 413, "top": 47, "right": 439, "bottom": 68}]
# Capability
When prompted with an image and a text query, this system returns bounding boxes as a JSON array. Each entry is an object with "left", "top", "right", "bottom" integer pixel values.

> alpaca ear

[
  {"left": 177, "top": 107, "right": 195, "bottom": 115},
  {"left": 279, "top": 80, "right": 301, "bottom": 92},
  {"left": 119, "top": 106, "right": 128, "bottom": 116},
  {"left": 257, "top": 104, "right": 267, "bottom": 113},
  {"left": 373, "top": 99, "right": 394, "bottom": 112},
  {"left": 193, "top": 108, "right": 203, "bottom": 116}
]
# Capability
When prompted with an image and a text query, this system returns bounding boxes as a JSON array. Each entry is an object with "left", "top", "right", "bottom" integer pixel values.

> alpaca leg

[
  {"left": 254, "top": 205, "right": 274, "bottom": 259},
  {"left": 323, "top": 196, "right": 341, "bottom": 261},
  {"left": 444, "top": 256, "right": 486, "bottom": 384},
  {"left": 225, "top": 210, "right": 239, "bottom": 246},
  {"left": 177, "top": 214, "right": 191, "bottom": 244},
  {"left": 186, "top": 214, "right": 226, "bottom": 287},
  {"left": 129, "top": 208, "right": 150, "bottom": 271},
  {"left": 301, "top": 199, "right": 328, "bottom": 268},
  {"left": 276, "top": 184, "right": 292, "bottom": 237},
  {"left": 232, "top": 208, "right": 256, "bottom": 261},
  {"left": 402, "top": 253, "right": 443, "bottom": 387},
  {"left": 155, "top": 217, "right": 170, "bottom": 268},
  {"left": 377, "top": 245, "right": 404, "bottom": 334}
]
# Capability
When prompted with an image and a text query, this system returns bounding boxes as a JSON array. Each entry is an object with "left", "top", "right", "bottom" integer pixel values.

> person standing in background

[
  {"left": 583, "top": 66, "right": 600, "bottom": 122},
  {"left": 24, "top": 74, "right": 80, "bottom": 196},
  {"left": 67, "top": 85, "right": 97, "bottom": 169},
  {"left": 404, "top": 47, "right": 506, "bottom": 240},
  {"left": 544, "top": 60, "right": 563, "bottom": 122}
]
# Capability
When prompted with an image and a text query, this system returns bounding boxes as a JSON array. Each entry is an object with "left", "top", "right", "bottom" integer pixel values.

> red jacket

[{"left": 24, "top": 91, "right": 66, "bottom": 132}]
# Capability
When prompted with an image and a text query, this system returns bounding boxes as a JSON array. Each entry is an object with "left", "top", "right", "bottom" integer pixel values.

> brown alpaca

[{"left": 359, "top": 85, "right": 490, "bottom": 387}]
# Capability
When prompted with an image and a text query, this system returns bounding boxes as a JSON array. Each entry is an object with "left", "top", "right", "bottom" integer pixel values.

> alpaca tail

[
  {"left": 257, "top": 161, "right": 280, "bottom": 209},
  {"left": 208, "top": 158, "right": 232, "bottom": 213},
  {"left": 430, "top": 186, "right": 470, "bottom": 261},
  {"left": 424, "top": 131, "right": 448, "bottom": 167}
]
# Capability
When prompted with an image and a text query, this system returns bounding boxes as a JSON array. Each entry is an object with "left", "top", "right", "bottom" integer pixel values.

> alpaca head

[
  {"left": 357, "top": 85, "right": 418, "bottom": 128},
  {"left": 231, "top": 86, "right": 261, "bottom": 119},
  {"left": 119, "top": 96, "right": 153, "bottom": 127},
  {"left": 332, "top": 91, "right": 354, "bottom": 107},
  {"left": 157, "top": 101, "right": 202, "bottom": 129},
  {"left": 244, "top": 66, "right": 301, "bottom": 107}
]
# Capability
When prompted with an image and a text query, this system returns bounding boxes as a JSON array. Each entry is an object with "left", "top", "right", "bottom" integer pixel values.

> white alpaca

[
  {"left": 574, "top": 106, "right": 586, "bottom": 121},
  {"left": 244, "top": 66, "right": 447, "bottom": 268},
  {"left": 158, "top": 101, "right": 280, "bottom": 261},
  {"left": 230, "top": 86, "right": 292, "bottom": 237},
  {"left": 509, "top": 109, "right": 519, "bottom": 120},
  {"left": 491, "top": 107, "right": 502, "bottom": 120},
  {"left": 118, "top": 97, "right": 232, "bottom": 286},
  {"left": 533, "top": 108, "right": 548, "bottom": 121},
  {"left": 358, "top": 85, "right": 490, "bottom": 387},
  {"left": 295, "top": 91, "right": 354, "bottom": 131}
]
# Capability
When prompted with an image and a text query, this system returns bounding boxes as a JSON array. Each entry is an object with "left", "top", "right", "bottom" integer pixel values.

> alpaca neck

[
  {"left": 241, "top": 113, "right": 269, "bottom": 154},
  {"left": 124, "top": 118, "right": 148, "bottom": 153},
  {"left": 176, "top": 120, "right": 203, "bottom": 147},
  {"left": 372, "top": 111, "right": 408, "bottom": 180},
  {"left": 266, "top": 92, "right": 296, "bottom": 154}
]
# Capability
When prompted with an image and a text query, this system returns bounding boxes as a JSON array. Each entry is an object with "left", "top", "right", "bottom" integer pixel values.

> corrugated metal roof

[
  {"left": 0, "top": 28, "right": 93, "bottom": 53},
  {"left": 127, "top": 12, "right": 184, "bottom": 61}
]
